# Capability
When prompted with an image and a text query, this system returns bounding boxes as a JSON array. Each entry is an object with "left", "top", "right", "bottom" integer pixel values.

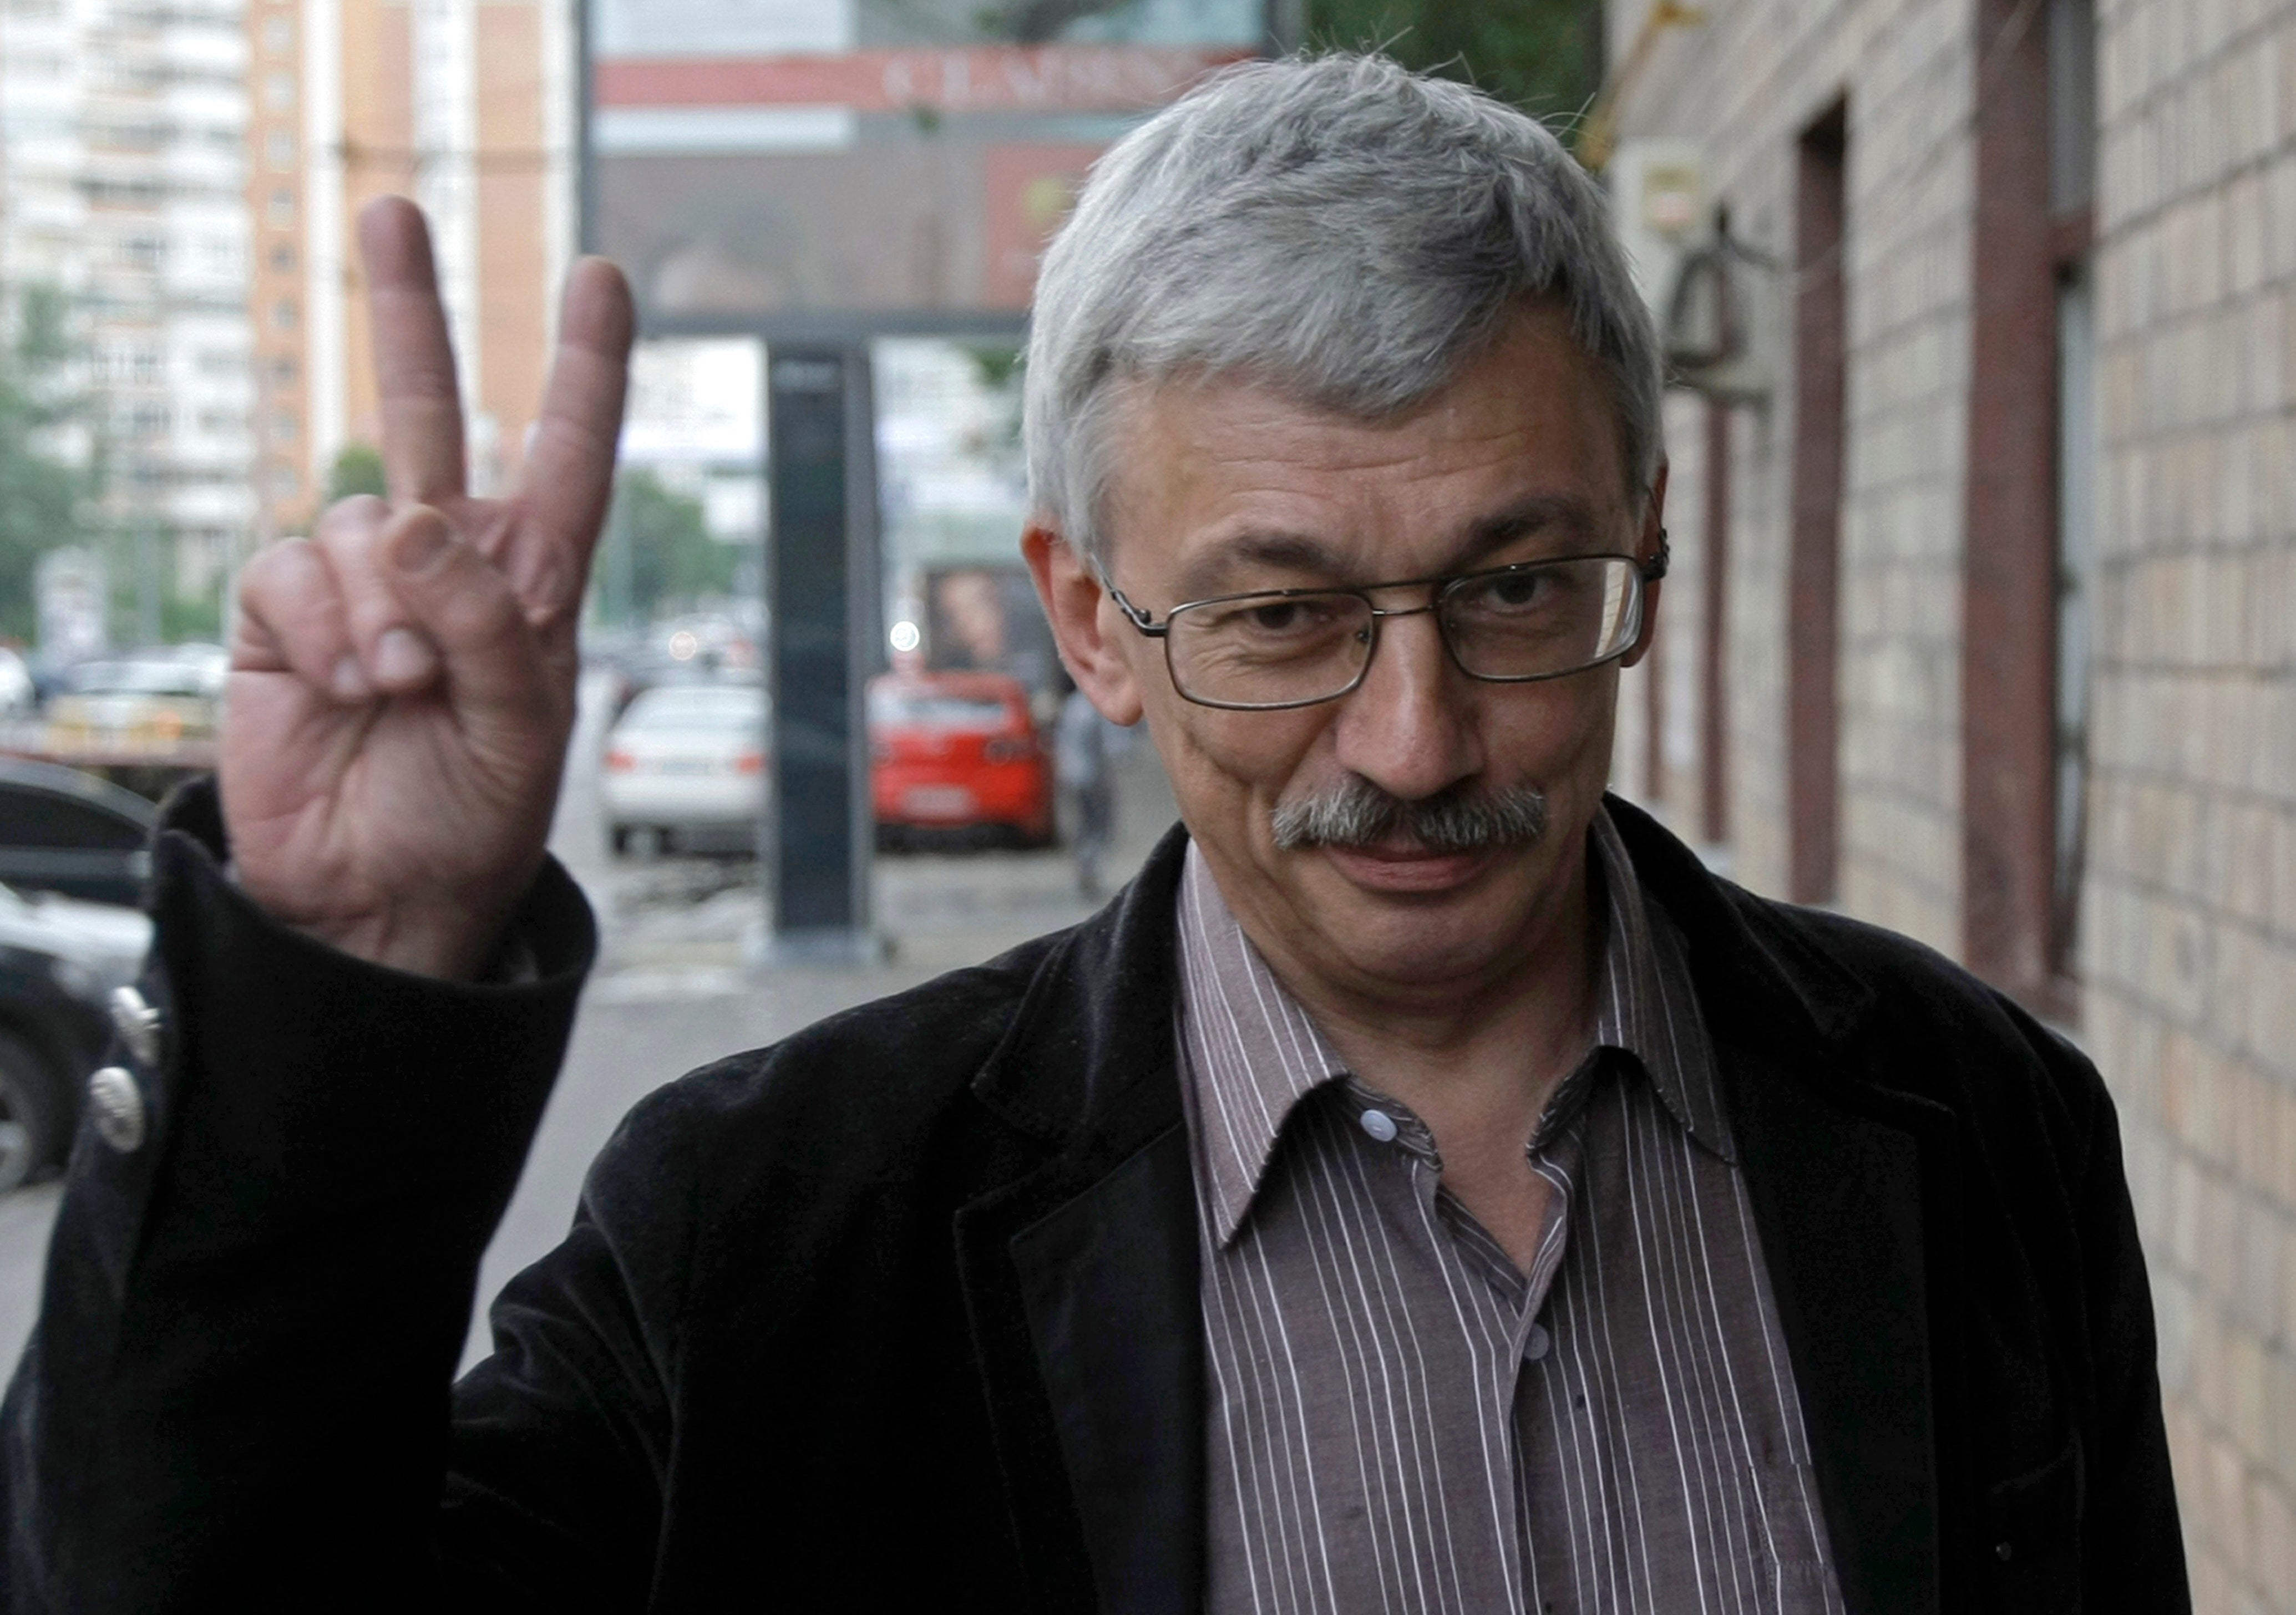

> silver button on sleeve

[
  {"left": 87, "top": 1066, "right": 145, "bottom": 1154},
  {"left": 107, "top": 985, "right": 163, "bottom": 1066}
]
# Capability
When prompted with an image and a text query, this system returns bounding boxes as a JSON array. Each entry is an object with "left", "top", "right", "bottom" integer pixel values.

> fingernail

[
  {"left": 331, "top": 655, "right": 370, "bottom": 701},
  {"left": 391, "top": 513, "right": 452, "bottom": 573},
  {"left": 373, "top": 627, "right": 437, "bottom": 687}
]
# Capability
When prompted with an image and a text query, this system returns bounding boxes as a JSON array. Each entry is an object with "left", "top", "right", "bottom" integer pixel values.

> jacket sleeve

[{"left": 0, "top": 779, "right": 606, "bottom": 1609}]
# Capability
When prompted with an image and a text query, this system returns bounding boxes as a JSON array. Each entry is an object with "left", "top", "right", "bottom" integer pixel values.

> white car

[{"left": 601, "top": 684, "right": 767, "bottom": 857}]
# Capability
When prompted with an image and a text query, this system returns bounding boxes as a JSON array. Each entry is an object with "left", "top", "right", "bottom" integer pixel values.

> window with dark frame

[
  {"left": 2048, "top": 0, "right": 2098, "bottom": 983},
  {"left": 1960, "top": 0, "right": 2093, "bottom": 1017},
  {"left": 1789, "top": 101, "right": 1847, "bottom": 906}
]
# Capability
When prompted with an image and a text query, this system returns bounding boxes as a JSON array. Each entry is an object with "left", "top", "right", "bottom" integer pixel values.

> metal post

[
  {"left": 757, "top": 342, "right": 878, "bottom": 962},
  {"left": 573, "top": 0, "right": 597, "bottom": 255},
  {"left": 136, "top": 520, "right": 160, "bottom": 647},
  {"left": 604, "top": 479, "right": 632, "bottom": 626}
]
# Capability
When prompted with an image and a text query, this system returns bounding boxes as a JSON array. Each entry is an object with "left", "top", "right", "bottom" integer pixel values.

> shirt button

[
  {"left": 1524, "top": 1323, "right": 1552, "bottom": 1362},
  {"left": 1358, "top": 1108, "right": 1398, "bottom": 1143},
  {"left": 107, "top": 984, "right": 162, "bottom": 1066},
  {"left": 86, "top": 1066, "right": 145, "bottom": 1154}
]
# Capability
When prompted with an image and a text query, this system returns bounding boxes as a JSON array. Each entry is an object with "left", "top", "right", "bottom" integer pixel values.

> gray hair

[{"left": 1023, "top": 52, "right": 1665, "bottom": 565}]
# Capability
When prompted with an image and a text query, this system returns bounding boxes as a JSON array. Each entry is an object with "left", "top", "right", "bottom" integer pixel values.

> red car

[{"left": 868, "top": 671, "right": 1053, "bottom": 849}]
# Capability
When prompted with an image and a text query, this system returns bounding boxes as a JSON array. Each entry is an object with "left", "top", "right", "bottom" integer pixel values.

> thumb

[{"left": 384, "top": 506, "right": 558, "bottom": 740}]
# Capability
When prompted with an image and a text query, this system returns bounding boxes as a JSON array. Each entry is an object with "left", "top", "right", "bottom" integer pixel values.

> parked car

[
  {"left": 0, "top": 758, "right": 157, "bottom": 908},
  {"left": 601, "top": 683, "right": 767, "bottom": 857},
  {"left": 868, "top": 671, "right": 1053, "bottom": 850},
  {"left": 0, "top": 648, "right": 35, "bottom": 718},
  {"left": 44, "top": 652, "right": 221, "bottom": 753},
  {"left": 0, "top": 882, "right": 150, "bottom": 1190}
]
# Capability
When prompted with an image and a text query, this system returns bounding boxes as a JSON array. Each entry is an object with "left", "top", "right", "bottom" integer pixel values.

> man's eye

[
  {"left": 1226, "top": 598, "right": 1340, "bottom": 635},
  {"left": 1468, "top": 572, "right": 1552, "bottom": 613}
]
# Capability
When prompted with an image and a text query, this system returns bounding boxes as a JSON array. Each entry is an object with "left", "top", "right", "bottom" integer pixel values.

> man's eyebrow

[
  {"left": 1174, "top": 531, "right": 1344, "bottom": 595},
  {"left": 1170, "top": 495, "right": 1605, "bottom": 597},
  {"left": 1454, "top": 495, "right": 1602, "bottom": 565}
]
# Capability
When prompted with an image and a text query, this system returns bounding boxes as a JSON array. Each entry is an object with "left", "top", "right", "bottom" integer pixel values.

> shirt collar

[
  {"left": 1583, "top": 808, "right": 1732, "bottom": 1160},
  {"left": 1174, "top": 807, "right": 1733, "bottom": 1249}
]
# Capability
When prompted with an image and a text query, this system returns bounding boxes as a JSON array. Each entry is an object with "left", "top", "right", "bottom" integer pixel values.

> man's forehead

[{"left": 1097, "top": 313, "right": 1630, "bottom": 579}]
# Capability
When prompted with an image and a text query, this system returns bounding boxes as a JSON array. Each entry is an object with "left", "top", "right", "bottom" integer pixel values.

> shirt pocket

[{"left": 1983, "top": 1436, "right": 2083, "bottom": 1613}]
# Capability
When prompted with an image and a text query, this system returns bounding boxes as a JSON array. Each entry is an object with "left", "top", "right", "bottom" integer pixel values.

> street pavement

[{"left": 0, "top": 673, "right": 1184, "bottom": 1378}]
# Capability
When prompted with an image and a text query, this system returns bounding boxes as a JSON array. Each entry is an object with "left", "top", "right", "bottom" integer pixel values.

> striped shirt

[{"left": 1175, "top": 811, "right": 1847, "bottom": 1613}]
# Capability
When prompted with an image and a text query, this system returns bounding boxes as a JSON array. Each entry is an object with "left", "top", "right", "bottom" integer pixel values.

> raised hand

[{"left": 222, "top": 199, "right": 635, "bottom": 979}]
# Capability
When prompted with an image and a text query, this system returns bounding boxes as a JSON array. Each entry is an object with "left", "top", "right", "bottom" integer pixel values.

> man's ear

[
  {"left": 1022, "top": 521, "right": 1146, "bottom": 725},
  {"left": 1619, "top": 459, "right": 1670, "bottom": 670}
]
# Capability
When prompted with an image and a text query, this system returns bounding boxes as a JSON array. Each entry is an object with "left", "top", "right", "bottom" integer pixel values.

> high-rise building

[
  {"left": 265, "top": 0, "right": 575, "bottom": 531},
  {"left": 0, "top": 0, "right": 257, "bottom": 621},
  {"left": 244, "top": 0, "right": 305, "bottom": 541}
]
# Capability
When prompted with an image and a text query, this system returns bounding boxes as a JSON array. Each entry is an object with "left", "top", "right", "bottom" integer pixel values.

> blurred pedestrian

[
  {"left": 5, "top": 55, "right": 2183, "bottom": 1614},
  {"left": 1055, "top": 684, "right": 1119, "bottom": 896}
]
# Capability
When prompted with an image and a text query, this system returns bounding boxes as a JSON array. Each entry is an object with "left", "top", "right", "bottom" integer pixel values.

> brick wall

[
  {"left": 2086, "top": 0, "right": 2296, "bottom": 1606},
  {"left": 1613, "top": 0, "right": 1976, "bottom": 954},
  {"left": 1616, "top": 0, "right": 2296, "bottom": 1606}
]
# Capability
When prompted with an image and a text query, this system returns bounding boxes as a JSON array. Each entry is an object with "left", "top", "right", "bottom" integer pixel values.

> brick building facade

[{"left": 1608, "top": 0, "right": 2296, "bottom": 1607}]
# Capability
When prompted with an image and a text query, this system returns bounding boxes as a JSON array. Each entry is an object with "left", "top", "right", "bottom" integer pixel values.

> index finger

[
  {"left": 509, "top": 257, "right": 636, "bottom": 622},
  {"left": 358, "top": 196, "right": 467, "bottom": 507}
]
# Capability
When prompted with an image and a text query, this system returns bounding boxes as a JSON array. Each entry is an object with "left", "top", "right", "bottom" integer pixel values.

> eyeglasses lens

[
  {"left": 1163, "top": 557, "right": 1642, "bottom": 709},
  {"left": 1441, "top": 557, "right": 1639, "bottom": 679},
  {"left": 1166, "top": 593, "right": 1374, "bottom": 708}
]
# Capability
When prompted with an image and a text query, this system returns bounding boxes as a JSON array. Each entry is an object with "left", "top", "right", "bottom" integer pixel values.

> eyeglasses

[{"left": 1108, "top": 536, "right": 1668, "bottom": 712}]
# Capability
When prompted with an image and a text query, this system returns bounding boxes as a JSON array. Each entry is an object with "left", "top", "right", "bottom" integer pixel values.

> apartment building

[
  {"left": 0, "top": 0, "right": 256, "bottom": 609},
  {"left": 1608, "top": 1, "right": 2296, "bottom": 1607},
  {"left": 253, "top": 0, "right": 574, "bottom": 539}
]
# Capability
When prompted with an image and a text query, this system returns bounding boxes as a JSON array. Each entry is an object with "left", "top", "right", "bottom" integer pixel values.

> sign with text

[{"left": 588, "top": 0, "right": 1264, "bottom": 321}]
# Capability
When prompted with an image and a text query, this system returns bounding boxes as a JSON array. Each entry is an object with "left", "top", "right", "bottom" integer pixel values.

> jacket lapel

[
  {"left": 1610, "top": 796, "right": 1950, "bottom": 1615},
  {"left": 955, "top": 827, "right": 1205, "bottom": 1611},
  {"left": 1724, "top": 1047, "right": 1946, "bottom": 1615},
  {"left": 1009, "top": 1123, "right": 1203, "bottom": 1614}
]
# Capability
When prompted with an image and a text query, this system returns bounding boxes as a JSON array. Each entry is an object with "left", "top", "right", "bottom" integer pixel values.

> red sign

[{"left": 596, "top": 43, "right": 1249, "bottom": 115}]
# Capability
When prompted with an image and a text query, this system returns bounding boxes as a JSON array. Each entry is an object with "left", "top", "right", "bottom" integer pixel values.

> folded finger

[
  {"left": 234, "top": 539, "right": 366, "bottom": 703},
  {"left": 381, "top": 509, "right": 554, "bottom": 736},
  {"left": 314, "top": 495, "right": 440, "bottom": 693}
]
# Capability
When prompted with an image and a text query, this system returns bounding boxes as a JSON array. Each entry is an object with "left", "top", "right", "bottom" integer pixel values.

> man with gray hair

[{"left": 4, "top": 54, "right": 2182, "bottom": 1613}]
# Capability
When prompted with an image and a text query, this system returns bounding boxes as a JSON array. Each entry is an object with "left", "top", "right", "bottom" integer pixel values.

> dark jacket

[{"left": 2, "top": 781, "right": 2184, "bottom": 1612}]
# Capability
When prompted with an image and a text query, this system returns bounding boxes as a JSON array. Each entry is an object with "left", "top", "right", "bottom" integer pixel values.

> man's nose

[{"left": 1329, "top": 607, "right": 1483, "bottom": 800}]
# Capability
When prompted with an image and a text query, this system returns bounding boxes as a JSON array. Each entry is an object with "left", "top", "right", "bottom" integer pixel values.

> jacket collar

[
  {"left": 973, "top": 794, "right": 1884, "bottom": 1149},
  {"left": 1602, "top": 793, "right": 1879, "bottom": 1051},
  {"left": 969, "top": 799, "right": 1939, "bottom": 1615},
  {"left": 1174, "top": 807, "right": 1737, "bottom": 1250},
  {"left": 969, "top": 821, "right": 1194, "bottom": 1151}
]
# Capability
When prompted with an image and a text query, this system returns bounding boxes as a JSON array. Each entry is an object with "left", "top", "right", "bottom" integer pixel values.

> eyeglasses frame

[{"left": 1104, "top": 531, "right": 1672, "bottom": 712}]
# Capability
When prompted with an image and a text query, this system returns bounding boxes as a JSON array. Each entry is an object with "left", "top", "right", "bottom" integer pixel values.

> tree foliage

[
  {"left": 325, "top": 442, "right": 388, "bottom": 504},
  {"left": 615, "top": 470, "right": 739, "bottom": 619},
  {"left": 0, "top": 286, "right": 103, "bottom": 642},
  {"left": 1302, "top": 0, "right": 1604, "bottom": 130}
]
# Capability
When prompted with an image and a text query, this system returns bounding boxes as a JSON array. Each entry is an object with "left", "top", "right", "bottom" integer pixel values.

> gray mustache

[{"left": 1270, "top": 777, "right": 1549, "bottom": 853}]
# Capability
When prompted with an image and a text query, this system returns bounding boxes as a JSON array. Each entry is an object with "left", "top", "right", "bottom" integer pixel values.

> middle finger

[{"left": 359, "top": 197, "right": 468, "bottom": 507}]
